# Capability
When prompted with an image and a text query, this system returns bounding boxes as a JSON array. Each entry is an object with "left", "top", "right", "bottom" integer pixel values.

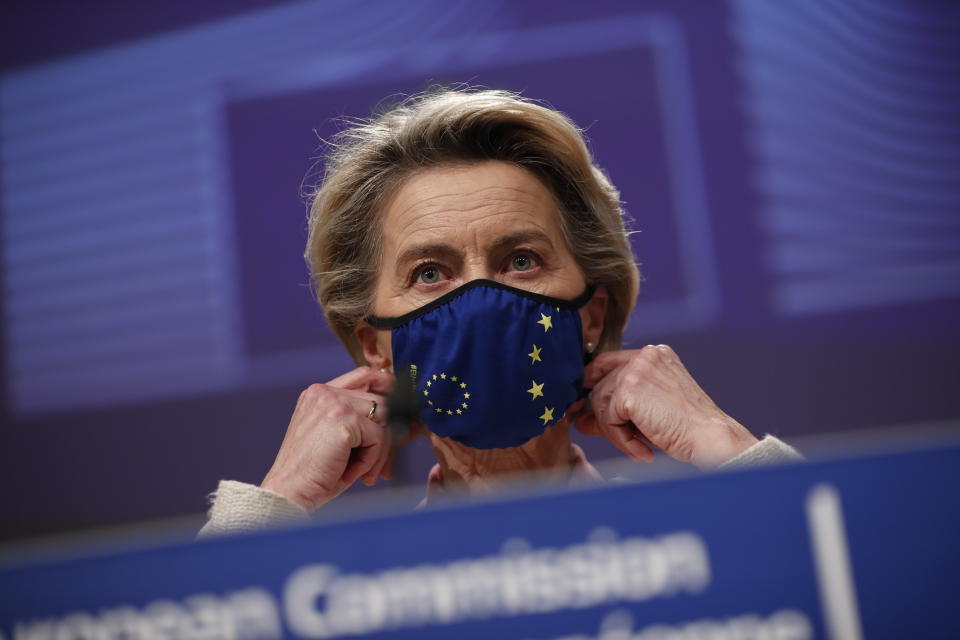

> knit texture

[
  {"left": 198, "top": 435, "right": 802, "bottom": 537},
  {"left": 197, "top": 480, "right": 310, "bottom": 538},
  {"left": 720, "top": 434, "right": 803, "bottom": 469}
]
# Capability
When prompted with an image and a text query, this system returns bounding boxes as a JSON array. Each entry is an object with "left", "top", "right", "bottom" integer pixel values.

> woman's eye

[
  {"left": 510, "top": 253, "right": 536, "bottom": 272},
  {"left": 416, "top": 265, "right": 441, "bottom": 284}
]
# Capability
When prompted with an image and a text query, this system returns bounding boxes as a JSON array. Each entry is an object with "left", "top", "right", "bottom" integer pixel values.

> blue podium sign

[{"left": 2, "top": 443, "right": 958, "bottom": 639}]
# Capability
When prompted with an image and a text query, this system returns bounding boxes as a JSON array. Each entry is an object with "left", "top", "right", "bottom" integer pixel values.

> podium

[{"left": 3, "top": 440, "right": 958, "bottom": 639}]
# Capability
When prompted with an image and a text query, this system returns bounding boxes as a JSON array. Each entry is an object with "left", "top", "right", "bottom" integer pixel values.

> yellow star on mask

[
  {"left": 539, "top": 406, "right": 555, "bottom": 425},
  {"left": 464, "top": 392, "right": 471, "bottom": 399},
  {"left": 527, "top": 380, "right": 545, "bottom": 400},
  {"left": 460, "top": 382, "right": 467, "bottom": 389},
  {"left": 537, "top": 313, "right": 553, "bottom": 332},
  {"left": 528, "top": 344, "right": 542, "bottom": 364},
  {"left": 440, "top": 373, "right": 447, "bottom": 379},
  {"left": 456, "top": 409, "right": 462, "bottom": 415},
  {"left": 446, "top": 409, "right": 453, "bottom": 415}
]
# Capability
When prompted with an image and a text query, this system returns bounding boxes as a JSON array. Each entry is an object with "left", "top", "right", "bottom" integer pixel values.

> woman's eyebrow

[
  {"left": 393, "top": 231, "right": 552, "bottom": 275},
  {"left": 394, "top": 243, "right": 461, "bottom": 274}
]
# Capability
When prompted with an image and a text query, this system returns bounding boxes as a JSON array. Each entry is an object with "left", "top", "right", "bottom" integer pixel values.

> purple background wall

[{"left": 2, "top": 0, "right": 958, "bottom": 542}]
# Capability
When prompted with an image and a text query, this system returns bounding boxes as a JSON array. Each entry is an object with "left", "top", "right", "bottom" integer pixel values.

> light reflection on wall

[{"left": 1, "top": 0, "right": 958, "bottom": 420}]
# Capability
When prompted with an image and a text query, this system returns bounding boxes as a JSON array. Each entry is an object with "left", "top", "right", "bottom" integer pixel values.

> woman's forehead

[{"left": 381, "top": 162, "right": 563, "bottom": 252}]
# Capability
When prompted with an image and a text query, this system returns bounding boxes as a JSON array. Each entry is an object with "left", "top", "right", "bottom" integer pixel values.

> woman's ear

[
  {"left": 580, "top": 286, "right": 608, "bottom": 351},
  {"left": 354, "top": 321, "right": 392, "bottom": 370}
]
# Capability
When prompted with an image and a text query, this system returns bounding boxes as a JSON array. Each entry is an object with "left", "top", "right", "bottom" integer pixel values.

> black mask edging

[{"left": 365, "top": 279, "right": 596, "bottom": 329}]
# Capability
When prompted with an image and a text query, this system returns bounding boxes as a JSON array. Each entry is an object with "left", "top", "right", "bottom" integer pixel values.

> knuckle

[
  {"left": 640, "top": 344, "right": 661, "bottom": 362},
  {"left": 619, "top": 394, "right": 636, "bottom": 416},
  {"left": 327, "top": 399, "right": 352, "bottom": 422},
  {"left": 638, "top": 345, "right": 671, "bottom": 369},
  {"left": 621, "top": 371, "right": 642, "bottom": 389},
  {"left": 626, "top": 357, "right": 652, "bottom": 380},
  {"left": 303, "top": 383, "right": 327, "bottom": 400},
  {"left": 333, "top": 423, "right": 357, "bottom": 448},
  {"left": 595, "top": 389, "right": 613, "bottom": 411},
  {"left": 657, "top": 344, "right": 677, "bottom": 361}
]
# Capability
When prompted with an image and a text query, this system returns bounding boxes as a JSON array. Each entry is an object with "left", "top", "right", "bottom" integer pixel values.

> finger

[
  {"left": 342, "top": 446, "right": 377, "bottom": 486},
  {"left": 621, "top": 429, "right": 656, "bottom": 463},
  {"left": 379, "top": 448, "right": 397, "bottom": 481},
  {"left": 327, "top": 366, "right": 377, "bottom": 388},
  {"left": 589, "top": 381, "right": 653, "bottom": 463},
  {"left": 573, "top": 410, "right": 600, "bottom": 435},
  {"left": 656, "top": 344, "right": 695, "bottom": 378},
  {"left": 583, "top": 349, "right": 642, "bottom": 388},
  {"left": 625, "top": 439, "right": 655, "bottom": 462},
  {"left": 566, "top": 398, "right": 587, "bottom": 416},
  {"left": 403, "top": 420, "right": 424, "bottom": 444},
  {"left": 341, "top": 417, "right": 388, "bottom": 485},
  {"left": 375, "top": 442, "right": 393, "bottom": 483},
  {"left": 607, "top": 423, "right": 655, "bottom": 463},
  {"left": 337, "top": 390, "right": 389, "bottom": 426},
  {"left": 364, "top": 429, "right": 393, "bottom": 485},
  {"left": 328, "top": 367, "right": 395, "bottom": 395}
]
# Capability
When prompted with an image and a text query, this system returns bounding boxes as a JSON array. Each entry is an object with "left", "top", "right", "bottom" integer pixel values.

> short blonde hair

[{"left": 306, "top": 88, "right": 640, "bottom": 363}]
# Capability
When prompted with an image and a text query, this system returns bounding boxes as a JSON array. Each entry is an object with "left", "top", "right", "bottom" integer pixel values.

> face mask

[{"left": 366, "top": 280, "right": 594, "bottom": 450}]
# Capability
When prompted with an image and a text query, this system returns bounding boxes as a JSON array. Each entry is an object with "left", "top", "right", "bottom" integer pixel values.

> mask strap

[
  {"left": 569, "top": 284, "right": 596, "bottom": 309},
  {"left": 365, "top": 280, "right": 596, "bottom": 329}
]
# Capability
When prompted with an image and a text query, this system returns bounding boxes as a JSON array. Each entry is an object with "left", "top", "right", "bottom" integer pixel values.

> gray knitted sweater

[{"left": 198, "top": 434, "right": 801, "bottom": 538}]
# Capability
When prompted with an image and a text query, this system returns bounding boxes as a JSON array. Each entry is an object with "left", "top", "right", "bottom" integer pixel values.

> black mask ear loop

[
  {"left": 581, "top": 345, "right": 597, "bottom": 401},
  {"left": 584, "top": 348, "right": 597, "bottom": 366},
  {"left": 385, "top": 366, "right": 423, "bottom": 444},
  {"left": 578, "top": 286, "right": 599, "bottom": 401}
]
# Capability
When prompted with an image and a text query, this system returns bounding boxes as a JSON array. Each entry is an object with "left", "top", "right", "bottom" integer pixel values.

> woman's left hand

[{"left": 571, "top": 344, "right": 758, "bottom": 468}]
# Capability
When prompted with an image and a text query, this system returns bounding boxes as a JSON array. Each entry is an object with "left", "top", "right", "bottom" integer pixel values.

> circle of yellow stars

[
  {"left": 420, "top": 307, "right": 563, "bottom": 427},
  {"left": 423, "top": 372, "right": 470, "bottom": 416}
]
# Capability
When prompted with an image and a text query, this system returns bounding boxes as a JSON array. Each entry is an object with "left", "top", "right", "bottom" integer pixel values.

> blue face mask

[{"left": 366, "top": 280, "right": 594, "bottom": 450}]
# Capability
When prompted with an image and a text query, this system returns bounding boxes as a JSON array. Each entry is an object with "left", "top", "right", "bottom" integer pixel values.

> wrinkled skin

[
  {"left": 262, "top": 162, "right": 756, "bottom": 509},
  {"left": 573, "top": 345, "right": 757, "bottom": 469}
]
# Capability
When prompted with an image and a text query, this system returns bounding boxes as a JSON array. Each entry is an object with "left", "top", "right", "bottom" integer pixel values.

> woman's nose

[{"left": 461, "top": 262, "right": 497, "bottom": 283}]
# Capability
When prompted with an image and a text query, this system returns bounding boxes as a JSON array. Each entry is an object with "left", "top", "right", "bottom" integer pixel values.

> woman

[{"left": 200, "top": 89, "right": 799, "bottom": 536}]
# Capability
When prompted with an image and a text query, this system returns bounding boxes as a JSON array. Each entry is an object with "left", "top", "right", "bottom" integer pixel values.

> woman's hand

[
  {"left": 261, "top": 367, "right": 396, "bottom": 511},
  {"left": 572, "top": 345, "right": 758, "bottom": 468}
]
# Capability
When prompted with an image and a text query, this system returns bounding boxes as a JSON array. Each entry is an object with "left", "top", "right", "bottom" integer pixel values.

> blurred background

[{"left": 1, "top": 0, "right": 958, "bottom": 544}]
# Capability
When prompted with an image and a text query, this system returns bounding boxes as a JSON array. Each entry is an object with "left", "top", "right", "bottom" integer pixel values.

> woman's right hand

[{"left": 260, "top": 367, "right": 395, "bottom": 511}]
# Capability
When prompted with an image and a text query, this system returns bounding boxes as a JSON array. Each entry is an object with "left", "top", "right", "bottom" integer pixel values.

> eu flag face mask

[{"left": 366, "top": 280, "right": 594, "bottom": 450}]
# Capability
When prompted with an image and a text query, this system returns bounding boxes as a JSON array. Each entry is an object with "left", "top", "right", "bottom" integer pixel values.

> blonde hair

[{"left": 306, "top": 88, "right": 640, "bottom": 363}]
